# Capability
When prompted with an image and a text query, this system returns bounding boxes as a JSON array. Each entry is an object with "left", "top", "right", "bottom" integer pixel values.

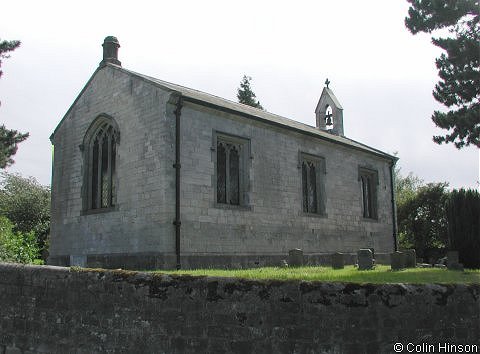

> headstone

[
  {"left": 447, "top": 251, "right": 464, "bottom": 271},
  {"left": 331, "top": 252, "right": 344, "bottom": 269},
  {"left": 357, "top": 249, "right": 373, "bottom": 270},
  {"left": 447, "top": 251, "right": 459, "bottom": 264},
  {"left": 288, "top": 249, "right": 303, "bottom": 267},
  {"left": 403, "top": 249, "right": 417, "bottom": 268},
  {"left": 390, "top": 251, "right": 405, "bottom": 270}
]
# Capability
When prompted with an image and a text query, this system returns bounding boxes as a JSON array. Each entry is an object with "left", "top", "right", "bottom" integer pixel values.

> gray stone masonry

[
  {"left": 1, "top": 263, "right": 479, "bottom": 353},
  {"left": 331, "top": 252, "right": 345, "bottom": 269},
  {"left": 357, "top": 249, "right": 373, "bottom": 270},
  {"left": 49, "top": 63, "right": 396, "bottom": 269}
]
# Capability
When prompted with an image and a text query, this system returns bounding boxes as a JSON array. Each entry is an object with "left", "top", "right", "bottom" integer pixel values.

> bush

[
  {"left": 0, "top": 172, "right": 50, "bottom": 258},
  {"left": 0, "top": 216, "right": 40, "bottom": 263},
  {"left": 446, "top": 189, "right": 480, "bottom": 268}
]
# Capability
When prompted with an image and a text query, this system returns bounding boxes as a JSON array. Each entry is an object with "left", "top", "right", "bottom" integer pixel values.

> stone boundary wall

[{"left": 0, "top": 263, "right": 478, "bottom": 354}]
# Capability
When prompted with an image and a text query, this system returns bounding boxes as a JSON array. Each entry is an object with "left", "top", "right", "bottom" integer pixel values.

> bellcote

[{"left": 315, "top": 80, "right": 344, "bottom": 136}]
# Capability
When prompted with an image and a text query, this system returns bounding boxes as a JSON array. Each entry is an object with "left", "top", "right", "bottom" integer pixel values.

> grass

[{"left": 155, "top": 265, "right": 480, "bottom": 284}]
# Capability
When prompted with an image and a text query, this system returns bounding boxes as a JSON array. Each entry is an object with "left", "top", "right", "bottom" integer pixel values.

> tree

[
  {"left": 237, "top": 75, "right": 264, "bottom": 109},
  {"left": 395, "top": 170, "right": 423, "bottom": 207},
  {"left": 395, "top": 167, "right": 449, "bottom": 259},
  {"left": 0, "top": 39, "right": 29, "bottom": 168},
  {"left": 405, "top": 0, "right": 480, "bottom": 148},
  {"left": 0, "top": 126, "right": 29, "bottom": 168},
  {"left": 446, "top": 188, "right": 479, "bottom": 268},
  {"left": 0, "top": 172, "right": 50, "bottom": 257}
]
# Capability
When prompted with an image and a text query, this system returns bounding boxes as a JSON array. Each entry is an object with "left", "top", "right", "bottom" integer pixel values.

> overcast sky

[{"left": 0, "top": 0, "right": 478, "bottom": 189}]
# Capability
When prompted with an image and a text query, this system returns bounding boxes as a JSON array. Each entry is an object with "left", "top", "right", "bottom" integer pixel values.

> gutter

[
  {"left": 173, "top": 96, "right": 183, "bottom": 269},
  {"left": 389, "top": 160, "right": 398, "bottom": 251}
]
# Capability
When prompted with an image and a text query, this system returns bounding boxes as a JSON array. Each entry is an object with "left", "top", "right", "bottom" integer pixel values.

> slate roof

[{"left": 52, "top": 63, "right": 396, "bottom": 161}]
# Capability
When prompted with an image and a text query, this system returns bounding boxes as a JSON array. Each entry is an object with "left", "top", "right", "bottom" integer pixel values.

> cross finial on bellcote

[{"left": 325, "top": 78, "right": 330, "bottom": 89}]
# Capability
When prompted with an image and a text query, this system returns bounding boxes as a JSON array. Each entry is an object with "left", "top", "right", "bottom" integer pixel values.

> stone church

[{"left": 48, "top": 37, "right": 397, "bottom": 269}]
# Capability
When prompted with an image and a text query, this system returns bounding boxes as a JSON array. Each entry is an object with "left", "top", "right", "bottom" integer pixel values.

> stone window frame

[
  {"left": 212, "top": 131, "right": 251, "bottom": 210},
  {"left": 299, "top": 152, "right": 327, "bottom": 217},
  {"left": 80, "top": 114, "right": 120, "bottom": 214},
  {"left": 358, "top": 167, "right": 378, "bottom": 220}
]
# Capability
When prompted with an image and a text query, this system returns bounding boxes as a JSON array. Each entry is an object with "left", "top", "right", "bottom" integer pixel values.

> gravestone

[
  {"left": 288, "top": 249, "right": 303, "bottom": 267},
  {"left": 404, "top": 249, "right": 417, "bottom": 268},
  {"left": 357, "top": 249, "right": 373, "bottom": 270},
  {"left": 331, "top": 252, "right": 344, "bottom": 269},
  {"left": 447, "top": 251, "right": 459, "bottom": 264},
  {"left": 447, "top": 251, "right": 464, "bottom": 271},
  {"left": 390, "top": 251, "right": 405, "bottom": 270}
]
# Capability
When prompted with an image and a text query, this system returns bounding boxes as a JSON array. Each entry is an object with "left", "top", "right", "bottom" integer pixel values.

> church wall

[
  {"left": 49, "top": 66, "right": 395, "bottom": 270},
  {"left": 177, "top": 102, "right": 395, "bottom": 267},
  {"left": 49, "top": 67, "right": 176, "bottom": 267}
]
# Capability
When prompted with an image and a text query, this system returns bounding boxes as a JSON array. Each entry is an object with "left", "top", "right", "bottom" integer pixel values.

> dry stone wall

[{"left": 0, "top": 263, "right": 478, "bottom": 354}]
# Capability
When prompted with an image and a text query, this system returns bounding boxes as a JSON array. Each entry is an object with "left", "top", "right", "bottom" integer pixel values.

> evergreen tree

[
  {"left": 405, "top": 0, "right": 480, "bottom": 148},
  {"left": 446, "top": 188, "right": 480, "bottom": 268},
  {"left": 237, "top": 75, "right": 263, "bottom": 109},
  {"left": 0, "top": 39, "right": 28, "bottom": 168}
]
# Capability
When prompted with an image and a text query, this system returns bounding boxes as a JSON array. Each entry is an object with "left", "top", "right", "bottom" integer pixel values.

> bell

[{"left": 325, "top": 115, "right": 332, "bottom": 126}]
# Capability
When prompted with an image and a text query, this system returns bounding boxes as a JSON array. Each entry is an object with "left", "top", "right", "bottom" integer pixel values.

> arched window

[
  {"left": 215, "top": 132, "right": 249, "bottom": 207},
  {"left": 216, "top": 141, "right": 241, "bottom": 205},
  {"left": 300, "top": 153, "right": 326, "bottom": 215},
  {"left": 359, "top": 168, "right": 378, "bottom": 219},
  {"left": 83, "top": 116, "right": 119, "bottom": 211}
]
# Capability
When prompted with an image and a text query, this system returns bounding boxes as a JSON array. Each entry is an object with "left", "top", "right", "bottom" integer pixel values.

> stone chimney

[{"left": 100, "top": 36, "right": 121, "bottom": 67}]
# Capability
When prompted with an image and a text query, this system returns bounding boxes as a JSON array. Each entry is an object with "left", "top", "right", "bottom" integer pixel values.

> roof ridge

[
  {"left": 117, "top": 65, "right": 312, "bottom": 127},
  {"left": 73, "top": 64, "right": 395, "bottom": 161}
]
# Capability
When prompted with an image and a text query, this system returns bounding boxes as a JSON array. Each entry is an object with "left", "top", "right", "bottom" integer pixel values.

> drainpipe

[
  {"left": 173, "top": 96, "right": 183, "bottom": 269},
  {"left": 389, "top": 160, "right": 398, "bottom": 251}
]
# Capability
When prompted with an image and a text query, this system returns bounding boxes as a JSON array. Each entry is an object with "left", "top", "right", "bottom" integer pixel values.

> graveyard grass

[{"left": 159, "top": 265, "right": 480, "bottom": 284}]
